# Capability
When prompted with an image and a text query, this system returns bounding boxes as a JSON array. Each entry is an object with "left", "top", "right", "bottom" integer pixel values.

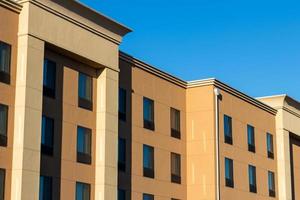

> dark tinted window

[
  {"left": 143, "top": 193, "right": 154, "bottom": 200},
  {"left": 0, "top": 41, "right": 11, "bottom": 84},
  {"left": 118, "top": 138, "right": 126, "bottom": 171},
  {"left": 0, "top": 104, "right": 8, "bottom": 147},
  {"left": 0, "top": 169, "right": 5, "bottom": 200},
  {"left": 247, "top": 125, "right": 255, "bottom": 152},
  {"left": 225, "top": 158, "right": 234, "bottom": 188},
  {"left": 41, "top": 116, "right": 54, "bottom": 155},
  {"left": 119, "top": 88, "right": 126, "bottom": 121},
  {"left": 171, "top": 108, "right": 180, "bottom": 139},
  {"left": 171, "top": 153, "right": 181, "bottom": 184},
  {"left": 224, "top": 115, "right": 232, "bottom": 144},
  {"left": 267, "top": 133, "right": 274, "bottom": 159},
  {"left": 39, "top": 176, "right": 52, "bottom": 200},
  {"left": 77, "top": 126, "right": 92, "bottom": 164},
  {"left": 118, "top": 189, "right": 126, "bottom": 200},
  {"left": 268, "top": 171, "right": 276, "bottom": 197},
  {"left": 143, "top": 97, "right": 154, "bottom": 130},
  {"left": 78, "top": 73, "right": 92, "bottom": 110},
  {"left": 76, "top": 182, "right": 90, "bottom": 200},
  {"left": 43, "top": 59, "right": 56, "bottom": 98},
  {"left": 143, "top": 144, "right": 154, "bottom": 178},
  {"left": 248, "top": 165, "right": 257, "bottom": 193}
]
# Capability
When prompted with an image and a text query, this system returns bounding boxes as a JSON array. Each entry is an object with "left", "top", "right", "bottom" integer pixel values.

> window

[
  {"left": 224, "top": 115, "right": 232, "bottom": 144},
  {"left": 171, "top": 108, "right": 180, "bottom": 139},
  {"left": 118, "top": 138, "right": 126, "bottom": 171},
  {"left": 39, "top": 176, "right": 52, "bottom": 200},
  {"left": 268, "top": 171, "right": 275, "bottom": 197},
  {"left": 0, "top": 169, "right": 5, "bottom": 200},
  {"left": 267, "top": 133, "right": 274, "bottom": 159},
  {"left": 143, "top": 193, "right": 154, "bottom": 200},
  {"left": 143, "top": 97, "right": 154, "bottom": 130},
  {"left": 225, "top": 158, "right": 234, "bottom": 188},
  {"left": 76, "top": 182, "right": 90, "bottom": 200},
  {"left": 0, "top": 104, "right": 8, "bottom": 147},
  {"left": 143, "top": 145, "right": 154, "bottom": 178},
  {"left": 118, "top": 189, "right": 126, "bottom": 200},
  {"left": 247, "top": 125, "right": 255, "bottom": 153},
  {"left": 77, "top": 126, "right": 92, "bottom": 164},
  {"left": 43, "top": 59, "right": 56, "bottom": 98},
  {"left": 78, "top": 73, "right": 93, "bottom": 110},
  {"left": 41, "top": 116, "right": 54, "bottom": 155},
  {"left": 171, "top": 153, "right": 181, "bottom": 184},
  {"left": 0, "top": 41, "right": 11, "bottom": 84},
  {"left": 119, "top": 88, "right": 126, "bottom": 121},
  {"left": 248, "top": 165, "right": 257, "bottom": 193}
]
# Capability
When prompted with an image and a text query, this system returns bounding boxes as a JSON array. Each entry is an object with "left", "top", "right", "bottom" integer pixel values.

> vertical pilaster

[
  {"left": 11, "top": 35, "right": 44, "bottom": 200},
  {"left": 95, "top": 68, "right": 119, "bottom": 200}
]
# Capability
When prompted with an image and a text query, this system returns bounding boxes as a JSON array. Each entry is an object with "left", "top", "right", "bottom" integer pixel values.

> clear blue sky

[{"left": 81, "top": 0, "right": 300, "bottom": 100}]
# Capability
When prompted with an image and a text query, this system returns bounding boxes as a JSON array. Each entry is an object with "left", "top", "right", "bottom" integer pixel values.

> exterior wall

[
  {"left": 219, "top": 90, "right": 277, "bottom": 200},
  {"left": 259, "top": 96, "right": 300, "bottom": 200},
  {"left": 119, "top": 58, "right": 187, "bottom": 200},
  {"left": 0, "top": 5, "right": 19, "bottom": 200},
  {"left": 186, "top": 85, "right": 216, "bottom": 200}
]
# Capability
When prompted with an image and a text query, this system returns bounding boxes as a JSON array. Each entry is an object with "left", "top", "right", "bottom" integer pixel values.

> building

[
  {"left": 0, "top": 0, "right": 296, "bottom": 200},
  {"left": 259, "top": 95, "right": 300, "bottom": 200}
]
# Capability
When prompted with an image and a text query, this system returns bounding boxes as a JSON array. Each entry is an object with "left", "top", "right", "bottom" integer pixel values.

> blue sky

[{"left": 81, "top": 0, "right": 300, "bottom": 100}]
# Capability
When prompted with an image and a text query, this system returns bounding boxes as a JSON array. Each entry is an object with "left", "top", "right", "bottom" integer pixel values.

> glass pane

[
  {"left": 79, "top": 73, "right": 92, "bottom": 101},
  {"left": 77, "top": 127, "right": 85, "bottom": 153},
  {"left": 171, "top": 153, "right": 181, "bottom": 176},
  {"left": 267, "top": 133, "right": 273, "bottom": 153},
  {"left": 225, "top": 158, "right": 233, "bottom": 180},
  {"left": 247, "top": 125, "right": 254, "bottom": 145},
  {"left": 171, "top": 108, "right": 180, "bottom": 131},
  {"left": 118, "top": 138, "right": 126, "bottom": 163},
  {"left": 84, "top": 129, "right": 91, "bottom": 155},
  {"left": 143, "top": 194, "right": 154, "bottom": 200},
  {"left": 224, "top": 115, "right": 232, "bottom": 137},
  {"left": 118, "top": 189, "right": 126, "bottom": 200},
  {"left": 39, "top": 176, "right": 52, "bottom": 200},
  {"left": 0, "top": 42, "right": 11, "bottom": 73},
  {"left": 268, "top": 171, "right": 275, "bottom": 190},
  {"left": 0, "top": 169, "right": 5, "bottom": 200},
  {"left": 41, "top": 116, "right": 54, "bottom": 147},
  {"left": 143, "top": 98, "right": 153, "bottom": 122},
  {"left": 248, "top": 165, "right": 256, "bottom": 185},
  {"left": 43, "top": 59, "right": 56, "bottom": 90},
  {"left": 0, "top": 105, "right": 8, "bottom": 136},
  {"left": 143, "top": 145, "right": 153, "bottom": 169},
  {"left": 119, "top": 88, "right": 126, "bottom": 114},
  {"left": 76, "top": 183, "right": 83, "bottom": 200}
]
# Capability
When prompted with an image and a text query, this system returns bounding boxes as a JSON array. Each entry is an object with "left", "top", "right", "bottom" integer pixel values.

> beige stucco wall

[{"left": 0, "top": 4, "right": 19, "bottom": 200}]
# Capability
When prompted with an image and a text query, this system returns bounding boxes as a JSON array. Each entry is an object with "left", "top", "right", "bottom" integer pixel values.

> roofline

[
  {"left": 256, "top": 94, "right": 287, "bottom": 100},
  {"left": 119, "top": 51, "right": 277, "bottom": 115},
  {"left": 15, "top": 0, "right": 132, "bottom": 41},
  {"left": 0, "top": 0, "right": 22, "bottom": 13}
]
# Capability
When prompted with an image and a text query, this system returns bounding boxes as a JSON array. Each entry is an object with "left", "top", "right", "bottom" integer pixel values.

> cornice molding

[
  {"left": 120, "top": 51, "right": 277, "bottom": 116},
  {"left": 0, "top": 0, "right": 22, "bottom": 13},
  {"left": 16, "top": 0, "right": 131, "bottom": 45}
]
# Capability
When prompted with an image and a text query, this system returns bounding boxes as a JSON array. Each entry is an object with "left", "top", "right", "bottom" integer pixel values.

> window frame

[
  {"left": 224, "top": 115, "right": 233, "bottom": 145},
  {"left": 119, "top": 88, "right": 126, "bottom": 121},
  {"left": 225, "top": 157, "right": 234, "bottom": 188},
  {"left": 76, "top": 182, "right": 91, "bottom": 200},
  {"left": 143, "top": 193, "right": 154, "bottom": 200},
  {"left": 171, "top": 152, "right": 181, "bottom": 184},
  {"left": 170, "top": 108, "right": 181, "bottom": 139},
  {"left": 267, "top": 133, "right": 274, "bottom": 159},
  {"left": 43, "top": 59, "right": 56, "bottom": 98},
  {"left": 143, "top": 144, "right": 155, "bottom": 178},
  {"left": 0, "top": 104, "right": 8, "bottom": 147},
  {"left": 0, "top": 41, "right": 11, "bottom": 84},
  {"left": 247, "top": 125, "right": 255, "bottom": 153},
  {"left": 77, "top": 126, "right": 92, "bottom": 165},
  {"left": 143, "top": 97, "right": 155, "bottom": 131},
  {"left": 78, "top": 72, "right": 93, "bottom": 111},
  {"left": 268, "top": 171, "right": 276, "bottom": 197},
  {"left": 248, "top": 165, "right": 257, "bottom": 193},
  {"left": 41, "top": 116, "right": 54, "bottom": 156}
]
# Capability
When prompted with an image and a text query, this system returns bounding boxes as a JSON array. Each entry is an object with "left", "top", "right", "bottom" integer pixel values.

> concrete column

[
  {"left": 11, "top": 34, "right": 44, "bottom": 200},
  {"left": 95, "top": 68, "right": 119, "bottom": 200}
]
